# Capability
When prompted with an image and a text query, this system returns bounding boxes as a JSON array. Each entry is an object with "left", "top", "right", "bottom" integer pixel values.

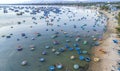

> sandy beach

[{"left": 88, "top": 10, "right": 120, "bottom": 71}]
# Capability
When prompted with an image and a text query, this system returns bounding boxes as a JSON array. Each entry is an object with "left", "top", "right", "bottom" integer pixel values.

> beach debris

[
  {"left": 93, "top": 57, "right": 100, "bottom": 62},
  {"left": 99, "top": 49, "right": 107, "bottom": 54},
  {"left": 40, "top": 58, "right": 45, "bottom": 62},
  {"left": 73, "top": 64, "right": 79, "bottom": 70},
  {"left": 49, "top": 66, "right": 55, "bottom": 71},
  {"left": 21, "top": 60, "right": 27, "bottom": 66},
  {"left": 70, "top": 55, "right": 75, "bottom": 60}
]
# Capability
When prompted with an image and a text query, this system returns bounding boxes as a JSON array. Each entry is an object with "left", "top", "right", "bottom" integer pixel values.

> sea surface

[{"left": 0, "top": 5, "right": 107, "bottom": 71}]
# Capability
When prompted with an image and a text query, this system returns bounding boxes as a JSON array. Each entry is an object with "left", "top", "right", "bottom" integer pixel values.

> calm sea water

[{"left": 0, "top": 5, "right": 107, "bottom": 71}]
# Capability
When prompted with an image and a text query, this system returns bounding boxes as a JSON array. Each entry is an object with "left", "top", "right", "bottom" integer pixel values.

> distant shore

[{"left": 88, "top": 9, "right": 120, "bottom": 71}]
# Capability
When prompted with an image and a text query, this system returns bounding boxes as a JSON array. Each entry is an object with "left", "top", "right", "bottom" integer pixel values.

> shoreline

[{"left": 88, "top": 10, "right": 120, "bottom": 71}]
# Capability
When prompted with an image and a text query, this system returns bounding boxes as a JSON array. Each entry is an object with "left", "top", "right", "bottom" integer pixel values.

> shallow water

[{"left": 0, "top": 5, "right": 107, "bottom": 71}]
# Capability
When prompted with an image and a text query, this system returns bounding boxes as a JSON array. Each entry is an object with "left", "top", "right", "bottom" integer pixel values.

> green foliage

[
  {"left": 118, "top": 12, "right": 120, "bottom": 24},
  {"left": 116, "top": 6, "right": 120, "bottom": 9},
  {"left": 100, "top": 6, "right": 109, "bottom": 11},
  {"left": 116, "top": 12, "right": 120, "bottom": 33}
]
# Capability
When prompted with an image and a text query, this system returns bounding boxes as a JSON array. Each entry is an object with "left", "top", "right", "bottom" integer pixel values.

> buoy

[{"left": 73, "top": 64, "right": 79, "bottom": 70}]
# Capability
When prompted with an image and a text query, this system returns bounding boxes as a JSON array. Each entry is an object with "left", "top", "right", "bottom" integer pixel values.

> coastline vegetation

[
  {"left": 100, "top": 6, "right": 109, "bottom": 11},
  {"left": 116, "top": 12, "right": 120, "bottom": 32}
]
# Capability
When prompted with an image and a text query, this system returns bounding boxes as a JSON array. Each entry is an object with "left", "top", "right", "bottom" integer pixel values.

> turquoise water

[{"left": 0, "top": 5, "right": 107, "bottom": 71}]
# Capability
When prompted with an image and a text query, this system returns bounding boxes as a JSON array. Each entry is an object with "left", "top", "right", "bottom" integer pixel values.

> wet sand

[{"left": 88, "top": 10, "right": 120, "bottom": 71}]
